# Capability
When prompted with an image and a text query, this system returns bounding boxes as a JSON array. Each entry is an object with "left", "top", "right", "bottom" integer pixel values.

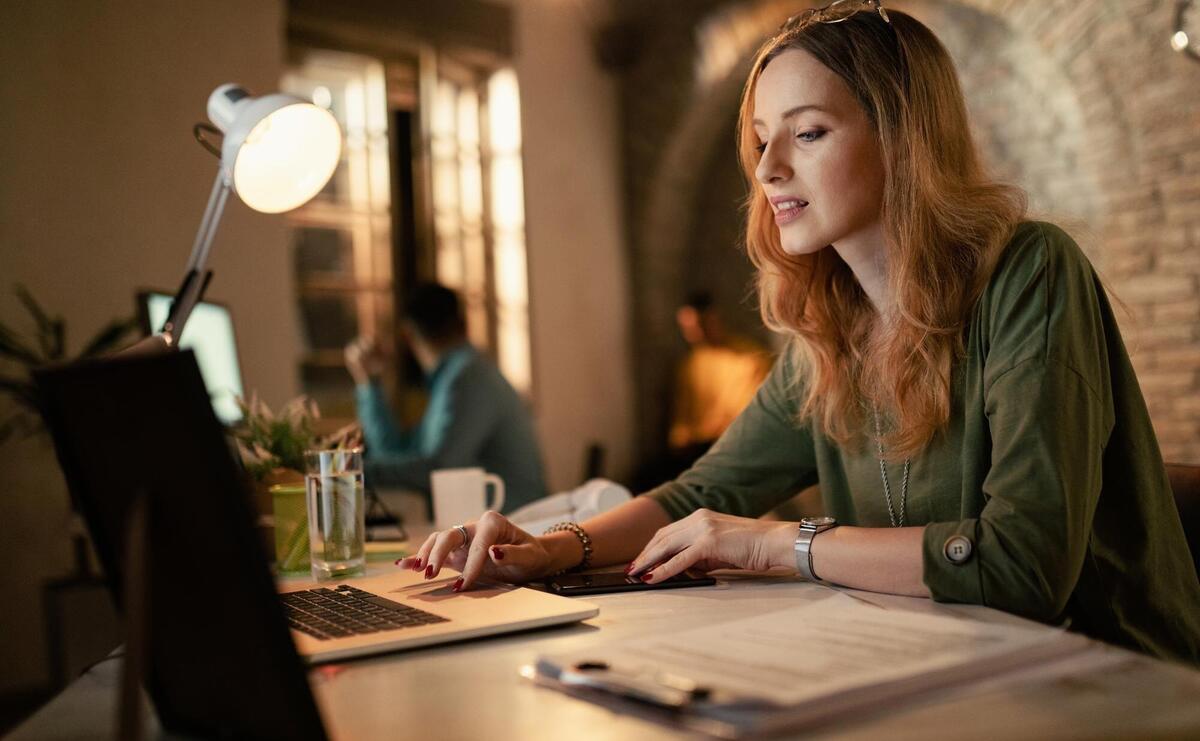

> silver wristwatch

[{"left": 794, "top": 516, "right": 838, "bottom": 583}]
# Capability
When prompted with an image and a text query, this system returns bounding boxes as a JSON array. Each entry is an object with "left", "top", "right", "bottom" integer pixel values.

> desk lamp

[
  {"left": 113, "top": 82, "right": 343, "bottom": 738},
  {"left": 115, "top": 88, "right": 338, "bottom": 737},
  {"left": 140, "top": 84, "right": 342, "bottom": 352}
]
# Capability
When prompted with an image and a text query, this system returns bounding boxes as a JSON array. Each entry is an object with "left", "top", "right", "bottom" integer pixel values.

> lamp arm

[
  {"left": 151, "top": 168, "right": 228, "bottom": 346},
  {"left": 116, "top": 268, "right": 213, "bottom": 357},
  {"left": 185, "top": 170, "right": 232, "bottom": 274},
  {"left": 159, "top": 269, "right": 213, "bottom": 345}
]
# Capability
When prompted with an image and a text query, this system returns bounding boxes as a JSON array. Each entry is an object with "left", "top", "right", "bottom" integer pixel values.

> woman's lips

[{"left": 774, "top": 201, "right": 807, "bottom": 226}]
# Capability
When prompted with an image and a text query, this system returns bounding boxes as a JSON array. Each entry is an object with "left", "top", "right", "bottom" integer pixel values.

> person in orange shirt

[{"left": 668, "top": 292, "right": 772, "bottom": 464}]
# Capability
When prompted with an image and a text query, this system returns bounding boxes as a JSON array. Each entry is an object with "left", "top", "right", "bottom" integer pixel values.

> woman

[{"left": 399, "top": 1, "right": 1200, "bottom": 664}]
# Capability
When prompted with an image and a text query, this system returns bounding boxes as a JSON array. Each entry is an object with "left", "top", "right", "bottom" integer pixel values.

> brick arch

[
  {"left": 632, "top": 0, "right": 1200, "bottom": 461},
  {"left": 644, "top": 0, "right": 1127, "bottom": 289}
]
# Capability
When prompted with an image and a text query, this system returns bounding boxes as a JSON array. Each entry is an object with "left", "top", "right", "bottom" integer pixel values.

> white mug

[{"left": 431, "top": 468, "right": 506, "bottom": 530}]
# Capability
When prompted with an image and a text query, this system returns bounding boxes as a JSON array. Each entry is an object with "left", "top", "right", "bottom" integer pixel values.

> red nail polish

[
  {"left": 425, "top": 565, "right": 433, "bottom": 579},
  {"left": 452, "top": 577, "right": 464, "bottom": 592},
  {"left": 412, "top": 559, "right": 423, "bottom": 571},
  {"left": 394, "top": 558, "right": 404, "bottom": 566},
  {"left": 641, "top": 573, "right": 653, "bottom": 582},
  {"left": 491, "top": 547, "right": 504, "bottom": 560},
  {"left": 624, "top": 563, "right": 634, "bottom": 575}
]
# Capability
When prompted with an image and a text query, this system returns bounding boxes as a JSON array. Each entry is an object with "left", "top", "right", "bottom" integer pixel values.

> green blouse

[{"left": 647, "top": 222, "right": 1200, "bottom": 665}]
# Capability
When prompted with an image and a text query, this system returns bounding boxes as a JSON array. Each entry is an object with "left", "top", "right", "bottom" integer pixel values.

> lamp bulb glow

[
  {"left": 206, "top": 84, "right": 343, "bottom": 214},
  {"left": 232, "top": 103, "right": 341, "bottom": 213}
]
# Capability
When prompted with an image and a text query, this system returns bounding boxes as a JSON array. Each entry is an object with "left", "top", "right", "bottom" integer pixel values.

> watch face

[{"left": 802, "top": 516, "right": 837, "bottom": 527}]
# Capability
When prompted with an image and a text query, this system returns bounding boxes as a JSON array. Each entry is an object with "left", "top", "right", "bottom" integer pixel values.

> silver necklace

[{"left": 872, "top": 406, "right": 910, "bottom": 527}]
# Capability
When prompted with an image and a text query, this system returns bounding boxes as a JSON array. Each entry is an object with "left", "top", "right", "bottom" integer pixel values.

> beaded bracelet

[{"left": 545, "top": 521, "right": 593, "bottom": 574}]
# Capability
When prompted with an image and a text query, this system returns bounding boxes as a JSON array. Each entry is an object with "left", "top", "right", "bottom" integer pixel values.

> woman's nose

[{"left": 755, "top": 140, "right": 790, "bottom": 185}]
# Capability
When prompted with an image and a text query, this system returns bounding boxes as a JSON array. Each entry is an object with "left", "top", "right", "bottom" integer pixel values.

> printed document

[{"left": 535, "top": 592, "right": 1087, "bottom": 722}]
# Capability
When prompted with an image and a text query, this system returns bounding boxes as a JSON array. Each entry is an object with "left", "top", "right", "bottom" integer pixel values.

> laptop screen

[{"left": 140, "top": 291, "right": 244, "bottom": 425}]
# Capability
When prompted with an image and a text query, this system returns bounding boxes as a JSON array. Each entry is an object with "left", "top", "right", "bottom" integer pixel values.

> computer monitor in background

[{"left": 137, "top": 290, "right": 245, "bottom": 425}]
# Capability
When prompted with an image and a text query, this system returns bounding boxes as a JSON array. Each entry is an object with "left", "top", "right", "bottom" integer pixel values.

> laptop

[
  {"left": 35, "top": 350, "right": 598, "bottom": 737},
  {"left": 137, "top": 289, "right": 245, "bottom": 425}
]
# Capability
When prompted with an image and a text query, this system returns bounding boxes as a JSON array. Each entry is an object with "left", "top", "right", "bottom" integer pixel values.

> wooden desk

[{"left": 10, "top": 568, "right": 1200, "bottom": 740}]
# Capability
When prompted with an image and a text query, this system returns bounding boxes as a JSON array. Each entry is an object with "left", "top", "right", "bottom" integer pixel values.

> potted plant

[
  {"left": 0, "top": 285, "right": 140, "bottom": 580},
  {"left": 231, "top": 394, "right": 360, "bottom": 573},
  {"left": 232, "top": 393, "right": 361, "bottom": 484},
  {"left": 0, "top": 285, "right": 138, "bottom": 443}
]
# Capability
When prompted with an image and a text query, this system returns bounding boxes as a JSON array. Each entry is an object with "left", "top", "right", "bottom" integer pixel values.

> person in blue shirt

[{"left": 344, "top": 283, "right": 547, "bottom": 514}]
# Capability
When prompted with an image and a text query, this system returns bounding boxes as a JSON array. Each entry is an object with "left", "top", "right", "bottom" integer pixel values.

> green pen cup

[{"left": 270, "top": 483, "right": 311, "bottom": 576}]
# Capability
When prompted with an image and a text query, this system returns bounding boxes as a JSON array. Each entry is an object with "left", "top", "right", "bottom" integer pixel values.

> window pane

[
  {"left": 299, "top": 294, "right": 360, "bottom": 351},
  {"left": 284, "top": 49, "right": 395, "bottom": 407},
  {"left": 293, "top": 227, "right": 353, "bottom": 274},
  {"left": 494, "top": 236, "right": 527, "bottom": 305},
  {"left": 497, "top": 303, "right": 531, "bottom": 392},
  {"left": 490, "top": 156, "right": 524, "bottom": 230},
  {"left": 488, "top": 69, "right": 521, "bottom": 152}
]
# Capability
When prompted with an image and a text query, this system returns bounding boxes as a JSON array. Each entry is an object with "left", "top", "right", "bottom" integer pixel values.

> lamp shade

[{"left": 206, "top": 83, "right": 341, "bottom": 214}]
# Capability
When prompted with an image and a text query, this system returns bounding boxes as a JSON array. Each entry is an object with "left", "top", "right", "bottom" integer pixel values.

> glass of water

[{"left": 304, "top": 448, "right": 366, "bottom": 581}]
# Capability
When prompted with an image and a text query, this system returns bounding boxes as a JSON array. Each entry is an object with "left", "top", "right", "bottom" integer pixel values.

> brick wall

[{"left": 616, "top": 0, "right": 1200, "bottom": 465}]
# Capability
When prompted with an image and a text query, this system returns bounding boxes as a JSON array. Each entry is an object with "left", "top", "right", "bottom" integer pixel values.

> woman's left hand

[{"left": 627, "top": 508, "right": 795, "bottom": 583}]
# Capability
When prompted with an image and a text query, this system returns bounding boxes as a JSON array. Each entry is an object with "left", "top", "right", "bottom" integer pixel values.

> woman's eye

[
  {"left": 754, "top": 142, "right": 767, "bottom": 154},
  {"left": 797, "top": 129, "right": 826, "bottom": 142}
]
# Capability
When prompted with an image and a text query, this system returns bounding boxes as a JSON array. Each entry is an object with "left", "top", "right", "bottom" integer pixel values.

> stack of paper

[
  {"left": 509, "top": 478, "right": 632, "bottom": 535},
  {"left": 529, "top": 593, "right": 1088, "bottom": 738}
]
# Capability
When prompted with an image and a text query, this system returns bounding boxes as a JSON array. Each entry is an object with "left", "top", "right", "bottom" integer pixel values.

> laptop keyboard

[{"left": 281, "top": 585, "right": 448, "bottom": 641}]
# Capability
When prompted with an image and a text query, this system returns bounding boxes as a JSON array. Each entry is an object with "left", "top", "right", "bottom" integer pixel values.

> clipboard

[
  {"left": 520, "top": 594, "right": 1092, "bottom": 739},
  {"left": 522, "top": 657, "right": 779, "bottom": 739}
]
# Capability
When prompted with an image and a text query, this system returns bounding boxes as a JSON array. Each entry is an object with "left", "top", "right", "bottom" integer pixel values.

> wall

[
  {"left": 509, "top": 0, "right": 637, "bottom": 491},
  {"left": 0, "top": 0, "right": 295, "bottom": 693},
  {"left": 911, "top": 0, "right": 1200, "bottom": 460}
]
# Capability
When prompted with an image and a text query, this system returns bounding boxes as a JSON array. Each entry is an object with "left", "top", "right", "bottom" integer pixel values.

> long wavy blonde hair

[{"left": 739, "top": 9, "right": 1026, "bottom": 458}]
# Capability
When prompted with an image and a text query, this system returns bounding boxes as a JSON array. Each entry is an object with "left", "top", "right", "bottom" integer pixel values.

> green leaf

[
  {"left": 0, "top": 387, "right": 41, "bottom": 420},
  {"left": 78, "top": 317, "right": 138, "bottom": 359},
  {"left": 15, "top": 284, "right": 59, "bottom": 359},
  {"left": 242, "top": 459, "right": 276, "bottom": 481},
  {"left": 50, "top": 319, "right": 65, "bottom": 360},
  {"left": 0, "top": 370, "right": 36, "bottom": 396},
  {"left": 0, "top": 321, "right": 43, "bottom": 366},
  {"left": 229, "top": 394, "right": 325, "bottom": 475}
]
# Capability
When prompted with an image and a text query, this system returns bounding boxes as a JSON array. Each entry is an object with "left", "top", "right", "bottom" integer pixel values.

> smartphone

[{"left": 545, "top": 570, "right": 716, "bottom": 596}]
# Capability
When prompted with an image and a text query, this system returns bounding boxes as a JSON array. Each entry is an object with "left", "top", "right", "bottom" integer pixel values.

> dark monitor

[
  {"left": 137, "top": 290, "right": 245, "bottom": 425},
  {"left": 34, "top": 351, "right": 326, "bottom": 740}
]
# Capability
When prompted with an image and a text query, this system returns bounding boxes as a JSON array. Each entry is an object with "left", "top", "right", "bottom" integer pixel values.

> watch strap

[{"left": 794, "top": 520, "right": 835, "bottom": 584}]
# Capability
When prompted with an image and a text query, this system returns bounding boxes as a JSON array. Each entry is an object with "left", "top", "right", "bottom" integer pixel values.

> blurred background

[{"left": 1, "top": 0, "right": 1198, "bottom": 725}]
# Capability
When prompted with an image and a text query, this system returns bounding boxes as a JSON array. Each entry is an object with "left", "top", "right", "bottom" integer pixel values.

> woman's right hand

[{"left": 396, "top": 511, "right": 569, "bottom": 592}]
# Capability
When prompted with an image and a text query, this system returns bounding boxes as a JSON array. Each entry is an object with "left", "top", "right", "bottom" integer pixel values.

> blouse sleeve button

[{"left": 943, "top": 535, "right": 974, "bottom": 564}]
